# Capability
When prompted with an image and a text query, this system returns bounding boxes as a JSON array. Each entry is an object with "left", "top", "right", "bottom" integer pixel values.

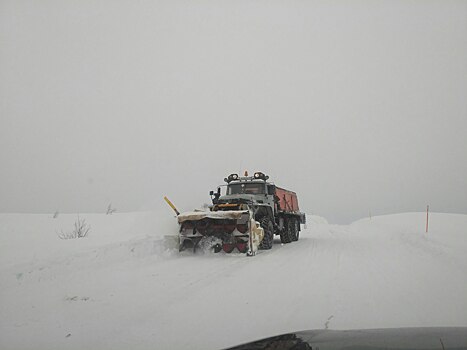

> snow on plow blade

[{"left": 177, "top": 210, "right": 264, "bottom": 256}]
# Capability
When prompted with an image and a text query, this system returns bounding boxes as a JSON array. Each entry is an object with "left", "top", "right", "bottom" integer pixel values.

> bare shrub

[
  {"left": 53, "top": 211, "right": 59, "bottom": 218},
  {"left": 58, "top": 215, "right": 90, "bottom": 239},
  {"left": 106, "top": 203, "right": 116, "bottom": 215}
]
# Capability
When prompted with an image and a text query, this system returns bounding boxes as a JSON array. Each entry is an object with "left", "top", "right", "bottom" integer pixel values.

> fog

[{"left": 1, "top": 0, "right": 466, "bottom": 223}]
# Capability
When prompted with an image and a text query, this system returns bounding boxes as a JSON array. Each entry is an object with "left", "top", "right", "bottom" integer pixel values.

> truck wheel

[
  {"left": 290, "top": 218, "right": 299, "bottom": 241},
  {"left": 259, "top": 217, "right": 274, "bottom": 250},
  {"left": 280, "top": 219, "right": 292, "bottom": 244}
]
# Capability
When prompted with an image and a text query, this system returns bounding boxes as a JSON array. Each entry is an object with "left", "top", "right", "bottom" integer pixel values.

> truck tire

[
  {"left": 290, "top": 218, "right": 299, "bottom": 241},
  {"left": 259, "top": 217, "right": 274, "bottom": 250},
  {"left": 280, "top": 219, "right": 292, "bottom": 244}
]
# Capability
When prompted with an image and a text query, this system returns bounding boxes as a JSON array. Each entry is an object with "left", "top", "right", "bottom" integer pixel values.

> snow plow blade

[{"left": 177, "top": 210, "right": 263, "bottom": 256}]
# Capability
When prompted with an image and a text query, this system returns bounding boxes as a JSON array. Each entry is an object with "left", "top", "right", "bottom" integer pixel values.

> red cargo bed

[{"left": 275, "top": 187, "right": 300, "bottom": 213}]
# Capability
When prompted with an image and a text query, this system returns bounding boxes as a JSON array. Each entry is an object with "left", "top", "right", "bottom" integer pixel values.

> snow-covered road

[{"left": 1, "top": 212, "right": 466, "bottom": 349}]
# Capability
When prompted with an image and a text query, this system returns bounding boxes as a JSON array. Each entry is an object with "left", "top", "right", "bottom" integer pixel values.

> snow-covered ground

[{"left": 1, "top": 211, "right": 466, "bottom": 350}]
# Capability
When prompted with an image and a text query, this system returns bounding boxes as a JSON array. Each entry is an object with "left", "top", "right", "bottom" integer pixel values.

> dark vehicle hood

[{"left": 225, "top": 327, "right": 467, "bottom": 350}]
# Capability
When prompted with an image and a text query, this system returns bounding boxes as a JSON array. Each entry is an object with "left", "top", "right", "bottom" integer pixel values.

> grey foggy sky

[{"left": 1, "top": 0, "right": 466, "bottom": 223}]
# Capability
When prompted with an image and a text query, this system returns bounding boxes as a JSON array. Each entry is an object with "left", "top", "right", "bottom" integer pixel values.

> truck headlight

[{"left": 227, "top": 174, "right": 239, "bottom": 182}]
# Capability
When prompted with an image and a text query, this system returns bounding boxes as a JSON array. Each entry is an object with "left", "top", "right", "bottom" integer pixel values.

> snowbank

[
  {"left": 306, "top": 214, "right": 328, "bottom": 225},
  {"left": 0, "top": 211, "right": 179, "bottom": 268}
]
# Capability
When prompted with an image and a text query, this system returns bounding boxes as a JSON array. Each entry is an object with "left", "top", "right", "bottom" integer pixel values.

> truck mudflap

[{"left": 177, "top": 210, "right": 264, "bottom": 256}]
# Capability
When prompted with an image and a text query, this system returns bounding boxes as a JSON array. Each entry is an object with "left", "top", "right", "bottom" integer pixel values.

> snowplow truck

[{"left": 177, "top": 172, "right": 306, "bottom": 256}]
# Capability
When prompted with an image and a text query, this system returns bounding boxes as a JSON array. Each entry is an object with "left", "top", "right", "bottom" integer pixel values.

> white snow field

[{"left": 1, "top": 211, "right": 466, "bottom": 350}]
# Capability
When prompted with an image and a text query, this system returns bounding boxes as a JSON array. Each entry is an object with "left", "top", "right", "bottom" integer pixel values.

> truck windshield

[{"left": 227, "top": 183, "right": 265, "bottom": 195}]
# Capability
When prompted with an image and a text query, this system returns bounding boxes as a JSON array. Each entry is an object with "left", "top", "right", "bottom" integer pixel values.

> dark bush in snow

[{"left": 58, "top": 216, "right": 90, "bottom": 239}]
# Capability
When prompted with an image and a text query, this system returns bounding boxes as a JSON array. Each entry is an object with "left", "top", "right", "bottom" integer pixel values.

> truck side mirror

[
  {"left": 209, "top": 190, "right": 214, "bottom": 196},
  {"left": 267, "top": 185, "right": 275, "bottom": 195}
]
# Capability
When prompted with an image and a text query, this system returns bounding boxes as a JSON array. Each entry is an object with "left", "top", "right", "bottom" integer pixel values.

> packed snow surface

[{"left": 1, "top": 211, "right": 466, "bottom": 349}]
